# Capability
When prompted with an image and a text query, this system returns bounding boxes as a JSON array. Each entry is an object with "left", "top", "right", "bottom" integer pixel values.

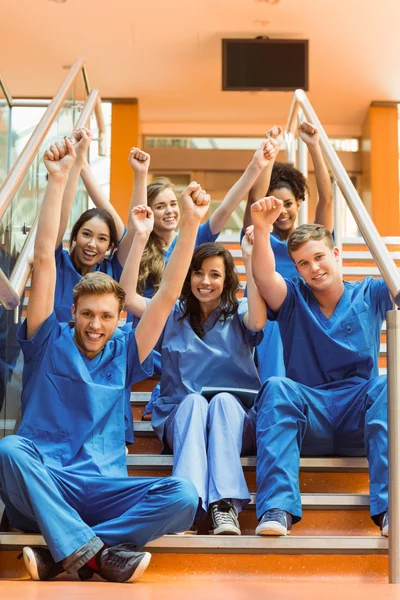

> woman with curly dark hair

[
  {"left": 243, "top": 121, "right": 333, "bottom": 382},
  {"left": 124, "top": 237, "right": 266, "bottom": 536}
]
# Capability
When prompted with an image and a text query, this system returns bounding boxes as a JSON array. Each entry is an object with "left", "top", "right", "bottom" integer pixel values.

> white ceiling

[{"left": 1, "top": 0, "right": 399, "bottom": 136}]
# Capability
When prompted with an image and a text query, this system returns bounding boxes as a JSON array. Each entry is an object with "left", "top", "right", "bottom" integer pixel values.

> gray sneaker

[
  {"left": 96, "top": 544, "right": 151, "bottom": 583},
  {"left": 209, "top": 499, "right": 241, "bottom": 535},
  {"left": 22, "top": 547, "right": 64, "bottom": 581}
]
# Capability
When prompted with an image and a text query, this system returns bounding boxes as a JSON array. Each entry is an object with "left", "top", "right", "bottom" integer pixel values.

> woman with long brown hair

[{"left": 123, "top": 236, "right": 266, "bottom": 535}]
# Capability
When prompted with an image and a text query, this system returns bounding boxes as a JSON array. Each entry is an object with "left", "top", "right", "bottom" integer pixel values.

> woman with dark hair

[
  {"left": 243, "top": 121, "right": 333, "bottom": 382},
  {"left": 122, "top": 234, "right": 266, "bottom": 535},
  {"left": 53, "top": 127, "right": 127, "bottom": 322}
]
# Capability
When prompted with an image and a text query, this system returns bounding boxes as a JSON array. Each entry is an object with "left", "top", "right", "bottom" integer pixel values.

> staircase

[{"left": 0, "top": 234, "right": 397, "bottom": 583}]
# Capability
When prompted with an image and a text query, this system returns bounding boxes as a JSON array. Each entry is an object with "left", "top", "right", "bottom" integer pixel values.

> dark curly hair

[
  {"left": 268, "top": 162, "right": 309, "bottom": 202},
  {"left": 179, "top": 243, "right": 240, "bottom": 339}
]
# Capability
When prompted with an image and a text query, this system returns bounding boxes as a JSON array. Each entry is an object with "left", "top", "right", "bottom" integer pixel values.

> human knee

[
  {"left": 256, "top": 377, "right": 303, "bottom": 412},
  {"left": 165, "top": 476, "right": 199, "bottom": 511},
  {"left": 0, "top": 435, "right": 30, "bottom": 466},
  {"left": 179, "top": 393, "right": 208, "bottom": 417}
]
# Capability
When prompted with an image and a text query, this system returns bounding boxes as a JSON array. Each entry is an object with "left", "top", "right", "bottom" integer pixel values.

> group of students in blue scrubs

[{"left": 0, "top": 118, "right": 390, "bottom": 583}]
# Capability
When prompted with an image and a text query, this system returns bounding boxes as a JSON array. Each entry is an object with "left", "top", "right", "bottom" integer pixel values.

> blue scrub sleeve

[
  {"left": 126, "top": 329, "right": 154, "bottom": 388},
  {"left": 237, "top": 298, "right": 264, "bottom": 347},
  {"left": 369, "top": 278, "right": 392, "bottom": 320},
  {"left": 266, "top": 277, "right": 295, "bottom": 322},
  {"left": 196, "top": 219, "right": 219, "bottom": 245},
  {"left": 55, "top": 243, "right": 64, "bottom": 262},
  {"left": 17, "top": 312, "right": 59, "bottom": 363}
]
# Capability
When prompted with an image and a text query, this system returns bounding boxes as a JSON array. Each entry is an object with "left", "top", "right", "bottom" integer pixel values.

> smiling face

[
  {"left": 71, "top": 292, "right": 121, "bottom": 359},
  {"left": 270, "top": 186, "right": 300, "bottom": 239},
  {"left": 190, "top": 256, "right": 226, "bottom": 312},
  {"left": 150, "top": 188, "right": 181, "bottom": 237},
  {"left": 292, "top": 238, "right": 341, "bottom": 293},
  {"left": 72, "top": 217, "right": 112, "bottom": 272}
]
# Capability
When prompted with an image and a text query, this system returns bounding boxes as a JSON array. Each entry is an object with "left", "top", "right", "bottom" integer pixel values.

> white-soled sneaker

[{"left": 255, "top": 508, "right": 292, "bottom": 536}]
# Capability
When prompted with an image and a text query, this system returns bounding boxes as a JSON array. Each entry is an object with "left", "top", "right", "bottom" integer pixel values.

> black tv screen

[{"left": 222, "top": 39, "right": 308, "bottom": 91}]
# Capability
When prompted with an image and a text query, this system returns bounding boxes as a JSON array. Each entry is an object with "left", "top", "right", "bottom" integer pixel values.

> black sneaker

[
  {"left": 209, "top": 499, "right": 241, "bottom": 535},
  {"left": 95, "top": 544, "right": 151, "bottom": 583},
  {"left": 380, "top": 512, "right": 388, "bottom": 537},
  {"left": 255, "top": 508, "right": 292, "bottom": 536},
  {"left": 22, "top": 547, "right": 64, "bottom": 581}
]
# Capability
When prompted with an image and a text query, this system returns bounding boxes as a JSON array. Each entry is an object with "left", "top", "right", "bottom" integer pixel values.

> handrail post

[
  {"left": 297, "top": 109, "right": 308, "bottom": 225},
  {"left": 333, "top": 181, "right": 343, "bottom": 269},
  {"left": 387, "top": 309, "right": 400, "bottom": 582}
]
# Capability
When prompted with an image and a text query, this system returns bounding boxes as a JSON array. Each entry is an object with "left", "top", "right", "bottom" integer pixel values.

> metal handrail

[
  {"left": 0, "top": 56, "right": 85, "bottom": 222},
  {"left": 286, "top": 89, "right": 400, "bottom": 307},
  {"left": 0, "top": 89, "right": 102, "bottom": 311},
  {"left": 0, "top": 73, "right": 12, "bottom": 107}
]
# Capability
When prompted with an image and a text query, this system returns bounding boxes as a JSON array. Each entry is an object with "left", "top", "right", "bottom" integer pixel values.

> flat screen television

[{"left": 222, "top": 38, "right": 309, "bottom": 91}]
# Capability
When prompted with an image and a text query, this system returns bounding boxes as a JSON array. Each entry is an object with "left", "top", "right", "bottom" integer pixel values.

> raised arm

[
  {"left": 55, "top": 128, "right": 91, "bottom": 248},
  {"left": 120, "top": 205, "right": 154, "bottom": 318},
  {"left": 28, "top": 139, "right": 76, "bottom": 339},
  {"left": 117, "top": 148, "right": 151, "bottom": 266},
  {"left": 241, "top": 230, "right": 267, "bottom": 332},
  {"left": 298, "top": 121, "right": 333, "bottom": 231},
  {"left": 135, "top": 183, "right": 210, "bottom": 363},
  {"left": 243, "top": 126, "right": 283, "bottom": 230},
  {"left": 251, "top": 197, "right": 288, "bottom": 312},
  {"left": 209, "top": 139, "right": 276, "bottom": 235},
  {"left": 80, "top": 161, "right": 125, "bottom": 242}
]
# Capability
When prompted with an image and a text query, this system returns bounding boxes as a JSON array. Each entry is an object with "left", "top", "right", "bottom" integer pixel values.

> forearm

[
  {"left": 55, "top": 160, "right": 84, "bottom": 247},
  {"left": 36, "top": 175, "right": 69, "bottom": 258},
  {"left": 117, "top": 172, "right": 149, "bottom": 266},
  {"left": 243, "top": 254, "right": 267, "bottom": 331},
  {"left": 210, "top": 162, "right": 263, "bottom": 234},
  {"left": 158, "top": 217, "right": 198, "bottom": 301},
  {"left": 130, "top": 171, "right": 148, "bottom": 209},
  {"left": 244, "top": 162, "right": 274, "bottom": 229},
  {"left": 81, "top": 162, "right": 125, "bottom": 240},
  {"left": 120, "top": 232, "right": 149, "bottom": 316},
  {"left": 309, "top": 145, "right": 333, "bottom": 231},
  {"left": 251, "top": 224, "right": 286, "bottom": 310}
]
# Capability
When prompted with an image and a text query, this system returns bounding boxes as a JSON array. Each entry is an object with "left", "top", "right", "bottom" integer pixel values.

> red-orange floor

[{"left": 2, "top": 581, "right": 400, "bottom": 600}]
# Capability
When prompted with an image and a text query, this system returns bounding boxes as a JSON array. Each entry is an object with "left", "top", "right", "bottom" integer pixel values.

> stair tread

[
  {"left": 127, "top": 454, "right": 369, "bottom": 471},
  {"left": 0, "top": 532, "right": 387, "bottom": 553}
]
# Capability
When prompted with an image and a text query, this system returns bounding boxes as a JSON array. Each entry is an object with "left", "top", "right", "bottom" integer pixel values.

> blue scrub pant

[
  {"left": 0, "top": 435, "right": 198, "bottom": 563},
  {"left": 164, "top": 393, "right": 256, "bottom": 520},
  {"left": 255, "top": 375, "right": 387, "bottom": 524}
]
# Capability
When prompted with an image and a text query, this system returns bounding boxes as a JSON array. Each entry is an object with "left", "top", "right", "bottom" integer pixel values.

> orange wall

[
  {"left": 368, "top": 104, "right": 399, "bottom": 235},
  {"left": 110, "top": 101, "right": 139, "bottom": 224}
]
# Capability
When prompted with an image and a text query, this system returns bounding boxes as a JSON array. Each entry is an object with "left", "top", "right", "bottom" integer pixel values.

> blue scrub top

[
  {"left": 17, "top": 313, "right": 153, "bottom": 476},
  {"left": 269, "top": 277, "right": 391, "bottom": 387},
  {"left": 151, "top": 298, "right": 263, "bottom": 438},
  {"left": 270, "top": 233, "right": 297, "bottom": 279},
  {"left": 54, "top": 244, "right": 124, "bottom": 323}
]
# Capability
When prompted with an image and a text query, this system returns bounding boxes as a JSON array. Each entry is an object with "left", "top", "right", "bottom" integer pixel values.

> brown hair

[
  {"left": 179, "top": 243, "right": 240, "bottom": 338},
  {"left": 73, "top": 272, "right": 125, "bottom": 312},
  {"left": 137, "top": 177, "right": 177, "bottom": 295},
  {"left": 268, "top": 162, "right": 309, "bottom": 202},
  {"left": 288, "top": 224, "right": 334, "bottom": 260}
]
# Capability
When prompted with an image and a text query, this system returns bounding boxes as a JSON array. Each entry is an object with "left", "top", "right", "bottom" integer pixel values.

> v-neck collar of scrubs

[{"left": 309, "top": 283, "right": 350, "bottom": 328}]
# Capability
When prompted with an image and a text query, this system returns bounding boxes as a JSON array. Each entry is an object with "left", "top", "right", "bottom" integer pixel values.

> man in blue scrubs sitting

[
  {"left": 0, "top": 138, "right": 207, "bottom": 582},
  {"left": 251, "top": 196, "right": 389, "bottom": 537}
]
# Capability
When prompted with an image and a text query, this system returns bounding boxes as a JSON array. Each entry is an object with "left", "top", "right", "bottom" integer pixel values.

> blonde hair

[
  {"left": 287, "top": 224, "right": 334, "bottom": 260},
  {"left": 137, "top": 177, "right": 177, "bottom": 295},
  {"left": 73, "top": 272, "right": 125, "bottom": 312}
]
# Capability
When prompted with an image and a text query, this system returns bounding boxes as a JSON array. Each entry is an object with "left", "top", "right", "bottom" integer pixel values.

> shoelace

[
  {"left": 262, "top": 508, "right": 286, "bottom": 522},
  {"left": 212, "top": 502, "right": 237, "bottom": 526},
  {"left": 104, "top": 550, "right": 132, "bottom": 570}
]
